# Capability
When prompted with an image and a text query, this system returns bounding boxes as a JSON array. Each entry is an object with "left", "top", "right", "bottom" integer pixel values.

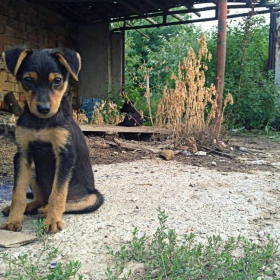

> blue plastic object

[{"left": 80, "top": 98, "right": 101, "bottom": 120}]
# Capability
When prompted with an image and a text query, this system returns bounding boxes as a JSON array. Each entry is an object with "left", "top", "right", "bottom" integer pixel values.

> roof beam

[{"left": 113, "top": 8, "right": 273, "bottom": 31}]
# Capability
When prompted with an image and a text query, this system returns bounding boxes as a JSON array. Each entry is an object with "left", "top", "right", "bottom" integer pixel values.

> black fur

[
  {"left": 1, "top": 47, "right": 103, "bottom": 233},
  {"left": 118, "top": 100, "right": 143, "bottom": 127}
]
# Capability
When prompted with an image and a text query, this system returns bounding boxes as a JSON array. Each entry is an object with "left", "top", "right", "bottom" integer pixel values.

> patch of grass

[
  {"left": 106, "top": 207, "right": 279, "bottom": 280},
  {"left": 0, "top": 219, "right": 83, "bottom": 280}
]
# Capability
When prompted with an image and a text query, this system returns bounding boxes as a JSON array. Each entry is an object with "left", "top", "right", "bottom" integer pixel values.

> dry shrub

[
  {"left": 156, "top": 34, "right": 232, "bottom": 145},
  {"left": 73, "top": 110, "right": 88, "bottom": 124},
  {"left": 91, "top": 100, "right": 123, "bottom": 124}
]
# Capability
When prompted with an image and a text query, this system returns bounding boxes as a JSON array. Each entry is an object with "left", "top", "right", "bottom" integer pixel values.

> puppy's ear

[
  {"left": 53, "top": 48, "right": 81, "bottom": 81},
  {"left": 3, "top": 47, "right": 32, "bottom": 76}
]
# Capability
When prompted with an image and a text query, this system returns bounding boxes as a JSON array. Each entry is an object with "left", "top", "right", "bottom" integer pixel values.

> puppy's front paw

[
  {"left": 44, "top": 218, "right": 64, "bottom": 234},
  {"left": 0, "top": 221, "right": 22, "bottom": 232},
  {"left": 2, "top": 206, "right": 11, "bottom": 217}
]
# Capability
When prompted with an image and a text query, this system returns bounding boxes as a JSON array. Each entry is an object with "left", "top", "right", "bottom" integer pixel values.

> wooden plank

[
  {"left": 0, "top": 117, "right": 171, "bottom": 135},
  {"left": 79, "top": 124, "right": 171, "bottom": 134}
]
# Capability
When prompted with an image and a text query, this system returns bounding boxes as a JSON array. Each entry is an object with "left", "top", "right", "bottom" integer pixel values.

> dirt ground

[
  {"left": 0, "top": 132, "right": 279, "bottom": 182},
  {"left": 0, "top": 132, "right": 280, "bottom": 279}
]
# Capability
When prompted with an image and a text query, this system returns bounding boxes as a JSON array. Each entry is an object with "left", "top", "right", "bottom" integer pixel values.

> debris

[
  {"left": 239, "top": 147, "right": 249, "bottom": 152},
  {"left": 9, "top": 114, "right": 16, "bottom": 123},
  {"left": 217, "top": 140, "right": 227, "bottom": 148},
  {"left": 113, "top": 138, "right": 160, "bottom": 153},
  {"left": 182, "top": 150, "right": 192, "bottom": 156},
  {"left": 197, "top": 145, "right": 235, "bottom": 159},
  {"left": 93, "top": 141, "right": 110, "bottom": 149},
  {"left": 0, "top": 231, "right": 38, "bottom": 248},
  {"left": 49, "top": 263, "right": 57, "bottom": 269},
  {"left": 159, "top": 150, "right": 174, "bottom": 160},
  {"left": 211, "top": 161, "right": 217, "bottom": 166},
  {"left": 231, "top": 126, "right": 245, "bottom": 133},
  {"left": 258, "top": 230, "right": 265, "bottom": 238},
  {"left": 195, "top": 151, "right": 207, "bottom": 156},
  {"left": 185, "top": 137, "right": 198, "bottom": 153}
]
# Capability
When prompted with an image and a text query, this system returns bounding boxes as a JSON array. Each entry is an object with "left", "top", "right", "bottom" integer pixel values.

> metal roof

[{"left": 37, "top": 0, "right": 277, "bottom": 29}]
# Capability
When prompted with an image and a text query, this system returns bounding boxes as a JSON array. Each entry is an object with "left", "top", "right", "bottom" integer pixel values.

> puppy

[
  {"left": 118, "top": 100, "right": 143, "bottom": 127},
  {"left": 0, "top": 47, "right": 104, "bottom": 233}
]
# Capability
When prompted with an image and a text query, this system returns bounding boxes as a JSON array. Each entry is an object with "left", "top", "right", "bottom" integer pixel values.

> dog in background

[
  {"left": 0, "top": 47, "right": 104, "bottom": 233},
  {"left": 118, "top": 100, "right": 143, "bottom": 127}
]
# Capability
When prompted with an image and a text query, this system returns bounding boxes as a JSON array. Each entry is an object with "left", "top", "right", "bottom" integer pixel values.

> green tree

[
  {"left": 124, "top": 19, "right": 202, "bottom": 123},
  {"left": 207, "top": 16, "right": 279, "bottom": 129}
]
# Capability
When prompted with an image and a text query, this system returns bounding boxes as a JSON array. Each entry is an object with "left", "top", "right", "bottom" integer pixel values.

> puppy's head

[
  {"left": 3, "top": 47, "right": 81, "bottom": 118},
  {"left": 120, "top": 100, "right": 135, "bottom": 113}
]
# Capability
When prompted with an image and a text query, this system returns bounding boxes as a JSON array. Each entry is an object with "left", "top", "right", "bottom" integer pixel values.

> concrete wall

[{"left": 77, "top": 23, "right": 123, "bottom": 102}]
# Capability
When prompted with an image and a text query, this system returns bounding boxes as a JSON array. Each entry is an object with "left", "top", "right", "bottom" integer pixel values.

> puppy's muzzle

[{"left": 37, "top": 104, "right": 51, "bottom": 115}]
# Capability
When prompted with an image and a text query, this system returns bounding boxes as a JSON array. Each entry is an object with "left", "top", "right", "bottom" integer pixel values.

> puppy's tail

[{"left": 65, "top": 190, "right": 104, "bottom": 214}]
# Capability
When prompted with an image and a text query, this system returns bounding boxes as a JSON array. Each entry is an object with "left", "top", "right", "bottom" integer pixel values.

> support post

[{"left": 214, "top": 0, "right": 227, "bottom": 138}]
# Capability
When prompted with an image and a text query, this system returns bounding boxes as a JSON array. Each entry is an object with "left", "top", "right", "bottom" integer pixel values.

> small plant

[
  {"left": 91, "top": 100, "right": 123, "bottom": 124},
  {"left": 106, "top": 207, "right": 279, "bottom": 279},
  {"left": 0, "top": 219, "right": 83, "bottom": 279}
]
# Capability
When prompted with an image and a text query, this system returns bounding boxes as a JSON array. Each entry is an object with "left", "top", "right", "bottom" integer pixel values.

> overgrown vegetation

[
  {"left": 206, "top": 16, "right": 279, "bottom": 130},
  {"left": 0, "top": 219, "right": 83, "bottom": 280},
  {"left": 155, "top": 34, "right": 233, "bottom": 143},
  {"left": 124, "top": 15, "right": 279, "bottom": 132},
  {"left": 106, "top": 208, "right": 279, "bottom": 280}
]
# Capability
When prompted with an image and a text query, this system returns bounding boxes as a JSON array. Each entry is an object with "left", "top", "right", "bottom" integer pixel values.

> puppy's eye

[
  {"left": 53, "top": 77, "right": 62, "bottom": 86},
  {"left": 23, "top": 77, "right": 33, "bottom": 86}
]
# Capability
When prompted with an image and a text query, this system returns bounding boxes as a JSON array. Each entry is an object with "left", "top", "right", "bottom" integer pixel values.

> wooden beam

[{"left": 80, "top": 124, "right": 171, "bottom": 134}]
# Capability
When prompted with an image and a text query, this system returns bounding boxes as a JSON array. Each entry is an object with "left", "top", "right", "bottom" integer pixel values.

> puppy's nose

[{"left": 37, "top": 104, "right": 50, "bottom": 115}]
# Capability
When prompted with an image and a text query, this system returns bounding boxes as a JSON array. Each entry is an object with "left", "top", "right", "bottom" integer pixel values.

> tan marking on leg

[
  {"left": 25, "top": 174, "right": 46, "bottom": 214},
  {"left": 44, "top": 178, "right": 69, "bottom": 233},
  {"left": 0, "top": 156, "right": 31, "bottom": 231}
]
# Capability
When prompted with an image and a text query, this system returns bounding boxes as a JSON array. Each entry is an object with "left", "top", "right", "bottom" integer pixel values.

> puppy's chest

[{"left": 15, "top": 126, "right": 70, "bottom": 153}]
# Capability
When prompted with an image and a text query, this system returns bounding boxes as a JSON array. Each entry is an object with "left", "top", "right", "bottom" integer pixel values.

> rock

[
  {"left": 239, "top": 147, "right": 249, "bottom": 152},
  {"left": 159, "top": 150, "right": 174, "bottom": 160}
]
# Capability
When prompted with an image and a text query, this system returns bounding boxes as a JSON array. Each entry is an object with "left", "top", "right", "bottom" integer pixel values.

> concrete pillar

[{"left": 76, "top": 23, "right": 123, "bottom": 103}]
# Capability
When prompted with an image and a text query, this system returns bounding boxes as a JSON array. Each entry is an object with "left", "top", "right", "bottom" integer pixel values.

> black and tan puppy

[
  {"left": 118, "top": 100, "right": 143, "bottom": 127},
  {"left": 0, "top": 47, "right": 103, "bottom": 233}
]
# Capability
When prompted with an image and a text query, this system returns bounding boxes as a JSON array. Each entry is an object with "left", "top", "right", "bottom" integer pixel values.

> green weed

[
  {"left": 106, "top": 207, "right": 279, "bottom": 280},
  {"left": 0, "top": 219, "right": 83, "bottom": 280}
]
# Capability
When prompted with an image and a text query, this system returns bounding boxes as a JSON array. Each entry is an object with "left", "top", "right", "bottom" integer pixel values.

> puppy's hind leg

[
  {"left": 24, "top": 173, "right": 46, "bottom": 215},
  {"left": 2, "top": 173, "right": 46, "bottom": 217}
]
